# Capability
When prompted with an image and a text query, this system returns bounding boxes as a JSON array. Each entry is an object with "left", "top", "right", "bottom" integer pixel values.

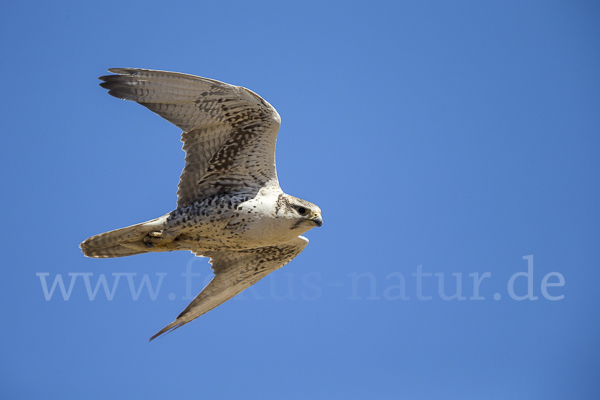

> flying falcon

[{"left": 80, "top": 68, "right": 323, "bottom": 341}]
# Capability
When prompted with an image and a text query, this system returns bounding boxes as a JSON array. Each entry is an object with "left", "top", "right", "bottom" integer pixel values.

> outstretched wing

[
  {"left": 149, "top": 237, "right": 309, "bottom": 341},
  {"left": 99, "top": 68, "right": 282, "bottom": 207}
]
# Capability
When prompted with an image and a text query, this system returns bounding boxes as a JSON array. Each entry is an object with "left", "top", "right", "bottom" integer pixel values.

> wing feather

[
  {"left": 99, "top": 68, "right": 281, "bottom": 207},
  {"left": 149, "top": 237, "right": 308, "bottom": 341}
]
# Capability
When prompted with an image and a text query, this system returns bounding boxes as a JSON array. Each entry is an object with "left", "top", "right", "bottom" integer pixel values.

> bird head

[{"left": 280, "top": 195, "right": 323, "bottom": 231}]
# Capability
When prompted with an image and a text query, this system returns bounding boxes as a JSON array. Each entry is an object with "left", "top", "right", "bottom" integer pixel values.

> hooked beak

[{"left": 310, "top": 214, "right": 323, "bottom": 227}]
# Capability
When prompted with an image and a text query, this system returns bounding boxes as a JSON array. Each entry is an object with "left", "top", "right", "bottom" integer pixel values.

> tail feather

[{"left": 80, "top": 216, "right": 167, "bottom": 258}]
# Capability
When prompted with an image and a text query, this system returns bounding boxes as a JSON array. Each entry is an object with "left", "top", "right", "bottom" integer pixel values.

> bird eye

[{"left": 297, "top": 207, "right": 308, "bottom": 216}]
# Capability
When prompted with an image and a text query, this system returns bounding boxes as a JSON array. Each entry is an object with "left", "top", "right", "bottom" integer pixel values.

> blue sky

[{"left": 1, "top": 1, "right": 599, "bottom": 399}]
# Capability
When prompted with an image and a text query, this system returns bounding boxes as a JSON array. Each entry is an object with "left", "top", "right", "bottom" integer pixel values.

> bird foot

[{"left": 143, "top": 231, "right": 176, "bottom": 248}]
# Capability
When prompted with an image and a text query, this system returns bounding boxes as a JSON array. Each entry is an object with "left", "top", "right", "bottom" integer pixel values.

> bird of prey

[{"left": 80, "top": 68, "right": 323, "bottom": 341}]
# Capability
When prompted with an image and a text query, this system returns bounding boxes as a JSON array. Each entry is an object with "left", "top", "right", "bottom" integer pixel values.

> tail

[{"left": 80, "top": 216, "right": 168, "bottom": 258}]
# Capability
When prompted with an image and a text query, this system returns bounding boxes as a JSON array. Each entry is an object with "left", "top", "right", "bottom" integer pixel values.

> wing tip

[
  {"left": 148, "top": 320, "right": 184, "bottom": 342},
  {"left": 98, "top": 68, "right": 141, "bottom": 85},
  {"left": 98, "top": 79, "right": 137, "bottom": 100},
  {"left": 106, "top": 67, "right": 140, "bottom": 75}
]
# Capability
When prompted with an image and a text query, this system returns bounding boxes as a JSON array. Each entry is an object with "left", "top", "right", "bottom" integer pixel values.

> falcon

[{"left": 80, "top": 68, "right": 323, "bottom": 341}]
